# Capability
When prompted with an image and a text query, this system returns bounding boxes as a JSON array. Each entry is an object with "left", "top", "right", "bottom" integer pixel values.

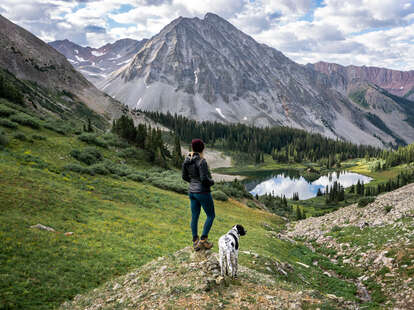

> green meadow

[{"left": 0, "top": 100, "right": 374, "bottom": 309}]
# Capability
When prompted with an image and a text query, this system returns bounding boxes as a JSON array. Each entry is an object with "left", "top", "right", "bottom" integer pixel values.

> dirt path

[{"left": 181, "top": 147, "right": 245, "bottom": 182}]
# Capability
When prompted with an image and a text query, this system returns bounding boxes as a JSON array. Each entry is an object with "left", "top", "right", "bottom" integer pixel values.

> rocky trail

[{"left": 61, "top": 247, "right": 348, "bottom": 310}]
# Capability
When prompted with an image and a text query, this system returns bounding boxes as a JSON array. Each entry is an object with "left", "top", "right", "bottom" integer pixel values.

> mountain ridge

[
  {"left": 100, "top": 13, "right": 394, "bottom": 147},
  {"left": 309, "top": 61, "right": 414, "bottom": 99},
  {"left": 0, "top": 14, "right": 129, "bottom": 122},
  {"left": 49, "top": 38, "right": 147, "bottom": 84}
]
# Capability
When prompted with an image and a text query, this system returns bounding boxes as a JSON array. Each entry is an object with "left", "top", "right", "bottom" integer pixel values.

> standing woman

[{"left": 182, "top": 139, "right": 215, "bottom": 251}]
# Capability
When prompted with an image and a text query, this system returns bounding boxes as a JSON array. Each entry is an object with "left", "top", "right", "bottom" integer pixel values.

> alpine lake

[{"left": 244, "top": 169, "right": 372, "bottom": 200}]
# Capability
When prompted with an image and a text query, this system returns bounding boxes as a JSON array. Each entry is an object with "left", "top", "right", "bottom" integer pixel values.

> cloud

[{"left": 0, "top": 0, "right": 413, "bottom": 69}]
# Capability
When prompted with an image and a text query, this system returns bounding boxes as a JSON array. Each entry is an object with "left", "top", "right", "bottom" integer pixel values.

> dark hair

[{"left": 191, "top": 138, "right": 205, "bottom": 153}]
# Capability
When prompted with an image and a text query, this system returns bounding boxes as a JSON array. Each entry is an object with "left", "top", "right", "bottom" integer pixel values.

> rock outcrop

[
  {"left": 60, "top": 247, "right": 343, "bottom": 310},
  {"left": 286, "top": 183, "right": 414, "bottom": 309}
]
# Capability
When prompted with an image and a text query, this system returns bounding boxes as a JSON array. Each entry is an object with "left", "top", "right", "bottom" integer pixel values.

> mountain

[
  {"left": 49, "top": 38, "right": 147, "bottom": 84},
  {"left": 309, "top": 61, "right": 414, "bottom": 100},
  {"left": 308, "top": 62, "right": 414, "bottom": 145},
  {"left": 98, "top": 13, "right": 413, "bottom": 147},
  {"left": 0, "top": 14, "right": 128, "bottom": 122}
]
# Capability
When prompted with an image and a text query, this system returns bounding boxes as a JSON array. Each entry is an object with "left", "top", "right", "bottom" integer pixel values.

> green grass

[
  {"left": 344, "top": 158, "right": 406, "bottom": 186},
  {"left": 349, "top": 89, "right": 369, "bottom": 108}
]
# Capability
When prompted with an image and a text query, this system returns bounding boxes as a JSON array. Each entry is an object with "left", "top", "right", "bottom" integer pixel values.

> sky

[{"left": 1, "top": 0, "right": 413, "bottom": 70}]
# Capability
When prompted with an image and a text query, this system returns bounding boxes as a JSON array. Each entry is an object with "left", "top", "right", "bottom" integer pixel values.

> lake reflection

[{"left": 249, "top": 171, "right": 372, "bottom": 200}]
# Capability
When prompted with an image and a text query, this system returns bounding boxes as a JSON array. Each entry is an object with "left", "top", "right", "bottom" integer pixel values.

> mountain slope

[
  {"left": 0, "top": 14, "right": 126, "bottom": 120},
  {"left": 100, "top": 13, "right": 410, "bottom": 147},
  {"left": 49, "top": 38, "right": 147, "bottom": 84},
  {"left": 308, "top": 62, "right": 414, "bottom": 145},
  {"left": 286, "top": 183, "right": 414, "bottom": 309}
]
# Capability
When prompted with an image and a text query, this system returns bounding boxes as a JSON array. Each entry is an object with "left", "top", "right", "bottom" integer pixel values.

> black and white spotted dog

[{"left": 218, "top": 224, "right": 247, "bottom": 278}]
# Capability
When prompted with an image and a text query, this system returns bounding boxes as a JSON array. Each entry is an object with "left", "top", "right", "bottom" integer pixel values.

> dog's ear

[{"left": 236, "top": 224, "right": 246, "bottom": 236}]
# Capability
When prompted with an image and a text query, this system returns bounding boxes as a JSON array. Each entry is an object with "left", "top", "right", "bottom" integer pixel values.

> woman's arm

[
  {"left": 199, "top": 159, "right": 214, "bottom": 187},
  {"left": 182, "top": 162, "right": 190, "bottom": 182}
]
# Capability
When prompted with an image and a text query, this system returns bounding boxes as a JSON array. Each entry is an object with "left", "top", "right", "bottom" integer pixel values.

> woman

[{"left": 182, "top": 139, "right": 215, "bottom": 251}]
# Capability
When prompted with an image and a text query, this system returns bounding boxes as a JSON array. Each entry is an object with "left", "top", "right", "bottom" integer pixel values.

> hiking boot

[
  {"left": 193, "top": 238, "right": 201, "bottom": 251},
  {"left": 199, "top": 238, "right": 213, "bottom": 250}
]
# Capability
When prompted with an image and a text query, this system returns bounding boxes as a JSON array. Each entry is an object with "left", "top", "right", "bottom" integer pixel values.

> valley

[{"left": 0, "top": 9, "right": 414, "bottom": 310}]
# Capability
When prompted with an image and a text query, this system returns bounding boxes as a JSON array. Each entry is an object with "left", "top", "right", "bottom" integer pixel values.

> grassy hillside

[{"left": 0, "top": 97, "right": 374, "bottom": 309}]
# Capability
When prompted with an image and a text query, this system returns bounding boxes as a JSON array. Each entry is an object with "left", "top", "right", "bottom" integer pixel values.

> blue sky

[{"left": 1, "top": 0, "right": 413, "bottom": 70}]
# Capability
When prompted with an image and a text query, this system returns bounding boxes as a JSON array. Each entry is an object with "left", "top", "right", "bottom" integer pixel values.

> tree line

[
  {"left": 380, "top": 143, "right": 414, "bottom": 168},
  {"left": 112, "top": 115, "right": 183, "bottom": 167},
  {"left": 0, "top": 72, "right": 24, "bottom": 105},
  {"left": 143, "top": 111, "right": 381, "bottom": 163}
]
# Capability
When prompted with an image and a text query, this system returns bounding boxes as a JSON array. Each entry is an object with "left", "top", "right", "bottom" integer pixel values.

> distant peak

[{"left": 204, "top": 12, "right": 224, "bottom": 21}]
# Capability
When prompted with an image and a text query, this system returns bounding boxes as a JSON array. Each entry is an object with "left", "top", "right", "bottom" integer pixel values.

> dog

[{"left": 218, "top": 224, "right": 246, "bottom": 278}]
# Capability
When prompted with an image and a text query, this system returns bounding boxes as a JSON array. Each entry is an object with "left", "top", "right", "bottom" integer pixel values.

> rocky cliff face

[
  {"left": 99, "top": 13, "right": 413, "bottom": 147},
  {"left": 49, "top": 38, "right": 147, "bottom": 85},
  {"left": 310, "top": 61, "right": 414, "bottom": 100},
  {"left": 308, "top": 62, "right": 414, "bottom": 145},
  {"left": 0, "top": 14, "right": 127, "bottom": 120}
]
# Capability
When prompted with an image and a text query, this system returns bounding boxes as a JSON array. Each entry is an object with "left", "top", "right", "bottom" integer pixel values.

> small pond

[{"left": 246, "top": 170, "right": 372, "bottom": 200}]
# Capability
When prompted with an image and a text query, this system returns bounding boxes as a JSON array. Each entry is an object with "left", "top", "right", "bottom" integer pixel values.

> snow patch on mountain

[
  {"left": 215, "top": 108, "right": 226, "bottom": 119},
  {"left": 75, "top": 55, "right": 86, "bottom": 62},
  {"left": 91, "top": 50, "right": 105, "bottom": 57}
]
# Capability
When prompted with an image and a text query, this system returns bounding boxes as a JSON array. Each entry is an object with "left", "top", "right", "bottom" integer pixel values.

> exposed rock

[
  {"left": 285, "top": 183, "right": 414, "bottom": 309},
  {"left": 59, "top": 246, "right": 347, "bottom": 310},
  {"left": 30, "top": 224, "right": 56, "bottom": 232}
]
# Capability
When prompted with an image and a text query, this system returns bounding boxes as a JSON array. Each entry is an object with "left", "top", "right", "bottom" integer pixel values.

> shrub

[
  {"left": 10, "top": 113, "right": 41, "bottom": 129},
  {"left": 357, "top": 197, "right": 375, "bottom": 208},
  {"left": 44, "top": 122, "right": 67, "bottom": 135},
  {"left": 70, "top": 147, "right": 103, "bottom": 165},
  {"left": 0, "top": 104, "right": 16, "bottom": 117},
  {"left": 384, "top": 205, "right": 393, "bottom": 213},
  {"left": 89, "top": 163, "right": 110, "bottom": 175},
  {"left": 78, "top": 133, "right": 107, "bottom": 148},
  {"left": 14, "top": 132, "right": 27, "bottom": 141},
  {"left": 0, "top": 131, "right": 8, "bottom": 147},
  {"left": 0, "top": 118, "right": 18, "bottom": 129},
  {"left": 103, "top": 161, "right": 135, "bottom": 176},
  {"left": 247, "top": 201, "right": 257, "bottom": 208},
  {"left": 127, "top": 173, "right": 146, "bottom": 182},
  {"left": 149, "top": 178, "right": 188, "bottom": 194},
  {"left": 331, "top": 225, "right": 342, "bottom": 232},
  {"left": 32, "top": 134, "right": 46, "bottom": 140},
  {"left": 64, "top": 163, "right": 92, "bottom": 175},
  {"left": 102, "top": 133, "right": 128, "bottom": 148},
  {"left": 118, "top": 147, "right": 149, "bottom": 161},
  {"left": 146, "top": 170, "right": 188, "bottom": 194},
  {"left": 212, "top": 190, "right": 228, "bottom": 201},
  {"left": 21, "top": 154, "right": 48, "bottom": 169}
]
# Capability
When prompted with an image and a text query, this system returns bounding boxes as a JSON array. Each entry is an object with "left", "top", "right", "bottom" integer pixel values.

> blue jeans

[{"left": 189, "top": 192, "right": 215, "bottom": 239}]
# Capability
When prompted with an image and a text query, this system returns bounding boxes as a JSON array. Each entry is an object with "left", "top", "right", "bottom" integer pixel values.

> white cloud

[{"left": 0, "top": 0, "right": 413, "bottom": 69}]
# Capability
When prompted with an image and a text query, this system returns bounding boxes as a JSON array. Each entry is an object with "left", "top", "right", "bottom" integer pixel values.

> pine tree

[
  {"left": 172, "top": 135, "right": 184, "bottom": 168},
  {"left": 316, "top": 188, "right": 323, "bottom": 196},
  {"left": 87, "top": 118, "right": 93, "bottom": 132}
]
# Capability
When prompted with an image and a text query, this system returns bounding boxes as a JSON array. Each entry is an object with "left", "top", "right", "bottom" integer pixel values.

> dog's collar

[{"left": 229, "top": 232, "right": 239, "bottom": 250}]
